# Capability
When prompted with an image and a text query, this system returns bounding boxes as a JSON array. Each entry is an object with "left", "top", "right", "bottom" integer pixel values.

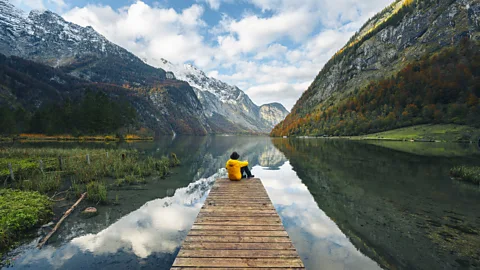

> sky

[{"left": 11, "top": 0, "right": 395, "bottom": 110}]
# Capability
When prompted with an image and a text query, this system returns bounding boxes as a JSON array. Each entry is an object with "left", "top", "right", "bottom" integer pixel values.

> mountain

[
  {"left": 272, "top": 0, "right": 480, "bottom": 137},
  {"left": 157, "top": 59, "right": 289, "bottom": 133},
  {"left": 0, "top": 0, "right": 212, "bottom": 136},
  {"left": 0, "top": 0, "right": 288, "bottom": 135}
]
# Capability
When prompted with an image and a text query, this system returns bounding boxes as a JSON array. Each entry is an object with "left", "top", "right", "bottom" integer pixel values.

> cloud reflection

[
  {"left": 253, "top": 161, "right": 381, "bottom": 270},
  {"left": 71, "top": 172, "right": 221, "bottom": 258},
  {"left": 8, "top": 170, "right": 225, "bottom": 269}
]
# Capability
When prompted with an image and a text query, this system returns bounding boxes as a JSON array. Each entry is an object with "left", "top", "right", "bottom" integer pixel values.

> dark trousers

[{"left": 241, "top": 166, "right": 253, "bottom": 178}]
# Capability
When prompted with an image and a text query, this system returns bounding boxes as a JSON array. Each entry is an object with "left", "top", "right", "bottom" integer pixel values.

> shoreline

[
  {"left": 273, "top": 124, "right": 480, "bottom": 144},
  {"left": 0, "top": 134, "right": 154, "bottom": 142}
]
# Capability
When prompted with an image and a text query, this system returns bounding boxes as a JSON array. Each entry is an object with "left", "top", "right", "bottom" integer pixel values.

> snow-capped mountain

[
  {"left": 0, "top": 0, "right": 167, "bottom": 85},
  {"left": 0, "top": 0, "right": 288, "bottom": 134},
  {"left": 0, "top": 0, "right": 211, "bottom": 135},
  {"left": 157, "top": 59, "right": 289, "bottom": 133}
]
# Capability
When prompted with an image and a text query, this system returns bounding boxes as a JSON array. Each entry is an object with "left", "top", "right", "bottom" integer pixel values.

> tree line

[{"left": 0, "top": 90, "right": 137, "bottom": 135}]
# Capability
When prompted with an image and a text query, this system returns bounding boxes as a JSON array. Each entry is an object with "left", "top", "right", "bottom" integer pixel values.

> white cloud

[
  {"left": 61, "top": 0, "right": 394, "bottom": 111},
  {"left": 254, "top": 43, "right": 287, "bottom": 60},
  {"left": 245, "top": 82, "right": 311, "bottom": 109},
  {"left": 63, "top": 1, "right": 213, "bottom": 67},
  {"left": 11, "top": 0, "right": 45, "bottom": 10},
  {"left": 11, "top": 0, "right": 66, "bottom": 11}
]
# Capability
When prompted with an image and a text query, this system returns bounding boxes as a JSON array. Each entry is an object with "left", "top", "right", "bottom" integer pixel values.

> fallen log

[{"left": 37, "top": 192, "right": 87, "bottom": 249}]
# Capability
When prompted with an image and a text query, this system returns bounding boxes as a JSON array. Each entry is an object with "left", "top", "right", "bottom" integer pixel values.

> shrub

[
  {"left": 450, "top": 166, "right": 480, "bottom": 184},
  {"left": 86, "top": 182, "right": 107, "bottom": 203},
  {"left": 0, "top": 189, "right": 52, "bottom": 254}
]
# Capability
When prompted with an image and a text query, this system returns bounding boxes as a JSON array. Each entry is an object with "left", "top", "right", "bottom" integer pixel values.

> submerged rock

[{"left": 81, "top": 207, "right": 98, "bottom": 218}]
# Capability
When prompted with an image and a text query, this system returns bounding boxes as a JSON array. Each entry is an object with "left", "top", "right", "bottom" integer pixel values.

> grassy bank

[
  {"left": 355, "top": 124, "right": 480, "bottom": 143},
  {"left": 0, "top": 189, "right": 52, "bottom": 257},
  {"left": 0, "top": 134, "right": 154, "bottom": 142},
  {"left": 450, "top": 166, "right": 480, "bottom": 184},
  {"left": 364, "top": 141, "right": 479, "bottom": 157},
  {"left": 0, "top": 146, "right": 180, "bottom": 257}
]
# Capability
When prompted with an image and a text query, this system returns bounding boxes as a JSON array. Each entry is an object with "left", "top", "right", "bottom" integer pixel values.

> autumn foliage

[{"left": 271, "top": 39, "right": 480, "bottom": 137}]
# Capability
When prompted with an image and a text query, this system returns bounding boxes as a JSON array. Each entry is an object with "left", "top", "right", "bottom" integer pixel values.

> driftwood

[
  {"left": 37, "top": 192, "right": 87, "bottom": 249},
  {"left": 49, "top": 189, "right": 70, "bottom": 202}
]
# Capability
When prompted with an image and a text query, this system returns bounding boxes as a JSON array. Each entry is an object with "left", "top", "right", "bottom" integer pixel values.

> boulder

[{"left": 81, "top": 207, "right": 98, "bottom": 218}]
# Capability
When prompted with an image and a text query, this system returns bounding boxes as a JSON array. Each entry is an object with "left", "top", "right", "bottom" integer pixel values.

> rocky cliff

[
  {"left": 259, "top": 103, "right": 290, "bottom": 128},
  {"left": 273, "top": 0, "right": 480, "bottom": 136}
]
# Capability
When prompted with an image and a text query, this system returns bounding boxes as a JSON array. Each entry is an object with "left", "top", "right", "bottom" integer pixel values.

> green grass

[
  {"left": 365, "top": 141, "right": 479, "bottom": 157},
  {"left": 0, "top": 147, "right": 180, "bottom": 202},
  {"left": 358, "top": 124, "right": 480, "bottom": 142},
  {"left": 0, "top": 189, "right": 53, "bottom": 255},
  {"left": 450, "top": 166, "right": 480, "bottom": 184},
  {"left": 0, "top": 146, "right": 181, "bottom": 256}
]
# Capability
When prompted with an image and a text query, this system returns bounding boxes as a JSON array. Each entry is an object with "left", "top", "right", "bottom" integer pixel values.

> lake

[{"left": 2, "top": 136, "right": 480, "bottom": 270}]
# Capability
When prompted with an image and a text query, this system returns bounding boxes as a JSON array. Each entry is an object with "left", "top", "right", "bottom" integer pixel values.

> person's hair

[{"left": 230, "top": 152, "right": 240, "bottom": 160}]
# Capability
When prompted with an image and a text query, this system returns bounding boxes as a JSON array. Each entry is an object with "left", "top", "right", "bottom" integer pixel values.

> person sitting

[{"left": 226, "top": 152, "right": 254, "bottom": 181}]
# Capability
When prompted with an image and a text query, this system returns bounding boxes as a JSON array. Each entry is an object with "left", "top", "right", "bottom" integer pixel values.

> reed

[{"left": 450, "top": 166, "right": 480, "bottom": 184}]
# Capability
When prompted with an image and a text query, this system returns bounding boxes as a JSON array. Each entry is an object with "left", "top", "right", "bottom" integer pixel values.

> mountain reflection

[
  {"left": 272, "top": 138, "right": 480, "bottom": 270},
  {"left": 10, "top": 136, "right": 466, "bottom": 270},
  {"left": 4, "top": 136, "right": 289, "bottom": 270},
  {"left": 255, "top": 161, "right": 381, "bottom": 270}
]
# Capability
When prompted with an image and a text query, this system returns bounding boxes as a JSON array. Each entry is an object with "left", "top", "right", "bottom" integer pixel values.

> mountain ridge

[
  {"left": 0, "top": 0, "right": 289, "bottom": 135},
  {"left": 0, "top": 0, "right": 211, "bottom": 136},
  {"left": 272, "top": 0, "right": 480, "bottom": 137}
]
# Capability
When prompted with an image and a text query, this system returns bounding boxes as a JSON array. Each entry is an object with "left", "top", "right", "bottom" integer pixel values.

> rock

[{"left": 81, "top": 207, "right": 98, "bottom": 218}]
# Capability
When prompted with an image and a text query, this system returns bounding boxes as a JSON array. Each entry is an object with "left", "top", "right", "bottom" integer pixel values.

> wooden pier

[{"left": 171, "top": 178, "right": 305, "bottom": 269}]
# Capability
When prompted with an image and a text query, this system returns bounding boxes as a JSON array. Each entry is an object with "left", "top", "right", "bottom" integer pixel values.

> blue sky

[{"left": 11, "top": 0, "right": 395, "bottom": 109}]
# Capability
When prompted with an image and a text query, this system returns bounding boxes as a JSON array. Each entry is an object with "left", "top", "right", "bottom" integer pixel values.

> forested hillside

[
  {"left": 272, "top": 0, "right": 480, "bottom": 137},
  {"left": 0, "top": 54, "right": 207, "bottom": 136},
  {"left": 272, "top": 40, "right": 479, "bottom": 136}
]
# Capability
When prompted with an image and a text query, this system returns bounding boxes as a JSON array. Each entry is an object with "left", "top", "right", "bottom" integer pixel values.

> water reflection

[
  {"left": 7, "top": 172, "right": 221, "bottom": 269},
  {"left": 272, "top": 138, "right": 480, "bottom": 270},
  {"left": 4, "top": 136, "right": 478, "bottom": 270},
  {"left": 254, "top": 162, "right": 381, "bottom": 270}
]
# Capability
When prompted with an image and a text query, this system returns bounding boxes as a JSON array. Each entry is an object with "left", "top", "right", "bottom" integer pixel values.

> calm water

[{"left": 2, "top": 136, "right": 480, "bottom": 270}]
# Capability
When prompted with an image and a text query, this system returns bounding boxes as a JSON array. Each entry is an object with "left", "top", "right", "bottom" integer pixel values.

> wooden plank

[
  {"left": 177, "top": 249, "right": 298, "bottom": 258},
  {"left": 173, "top": 258, "right": 304, "bottom": 268},
  {"left": 185, "top": 236, "right": 291, "bottom": 243},
  {"left": 196, "top": 217, "right": 281, "bottom": 223},
  {"left": 200, "top": 209, "right": 277, "bottom": 214},
  {"left": 180, "top": 242, "right": 296, "bottom": 250},
  {"left": 172, "top": 178, "right": 304, "bottom": 269},
  {"left": 170, "top": 266, "right": 305, "bottom": 270},
  {"left": 208, "top": 195, "right": 268, "bottom": 197},
  {"left": 199, "top": 210, "right": 277, "bottom": 214},
  {"left": 205, "top": 201, "right": 273, "bottom": 205},
  {"left": 201, "top": 207, "right": 276, "bottom": 211},
  {"left": 187, "top": 230, "right": 288, "bottom": 237},
  {"left": 203, "top": 204, "right": 274, "bottom": 207},
  {"left": 198, "top": 213, "right": 279, "bottom": 217},
  {"left": 194, "top": 221, "right": 281, "bottom": 226},
  {"left": 191, "top": 225, "right": 285, "bottom": 231}
]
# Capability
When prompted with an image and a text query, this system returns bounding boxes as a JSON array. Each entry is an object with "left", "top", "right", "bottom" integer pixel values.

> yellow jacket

[{"left": 226, "top": 159, "right": 248, "bottom": 181}]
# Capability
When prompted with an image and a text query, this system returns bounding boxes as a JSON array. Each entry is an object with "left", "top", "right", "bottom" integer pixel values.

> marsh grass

[
  {"left": 86, "top": 182, "right": 107, "bottom": 203},
  {"left": 1, "top": 147, "right": 180, "bottom": 202},
  {"left": 450, "top": 166, "right": 480, "bottom": 184},
  {"left": 0, "top": 189, "right": 52, "bottom": 255}
]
